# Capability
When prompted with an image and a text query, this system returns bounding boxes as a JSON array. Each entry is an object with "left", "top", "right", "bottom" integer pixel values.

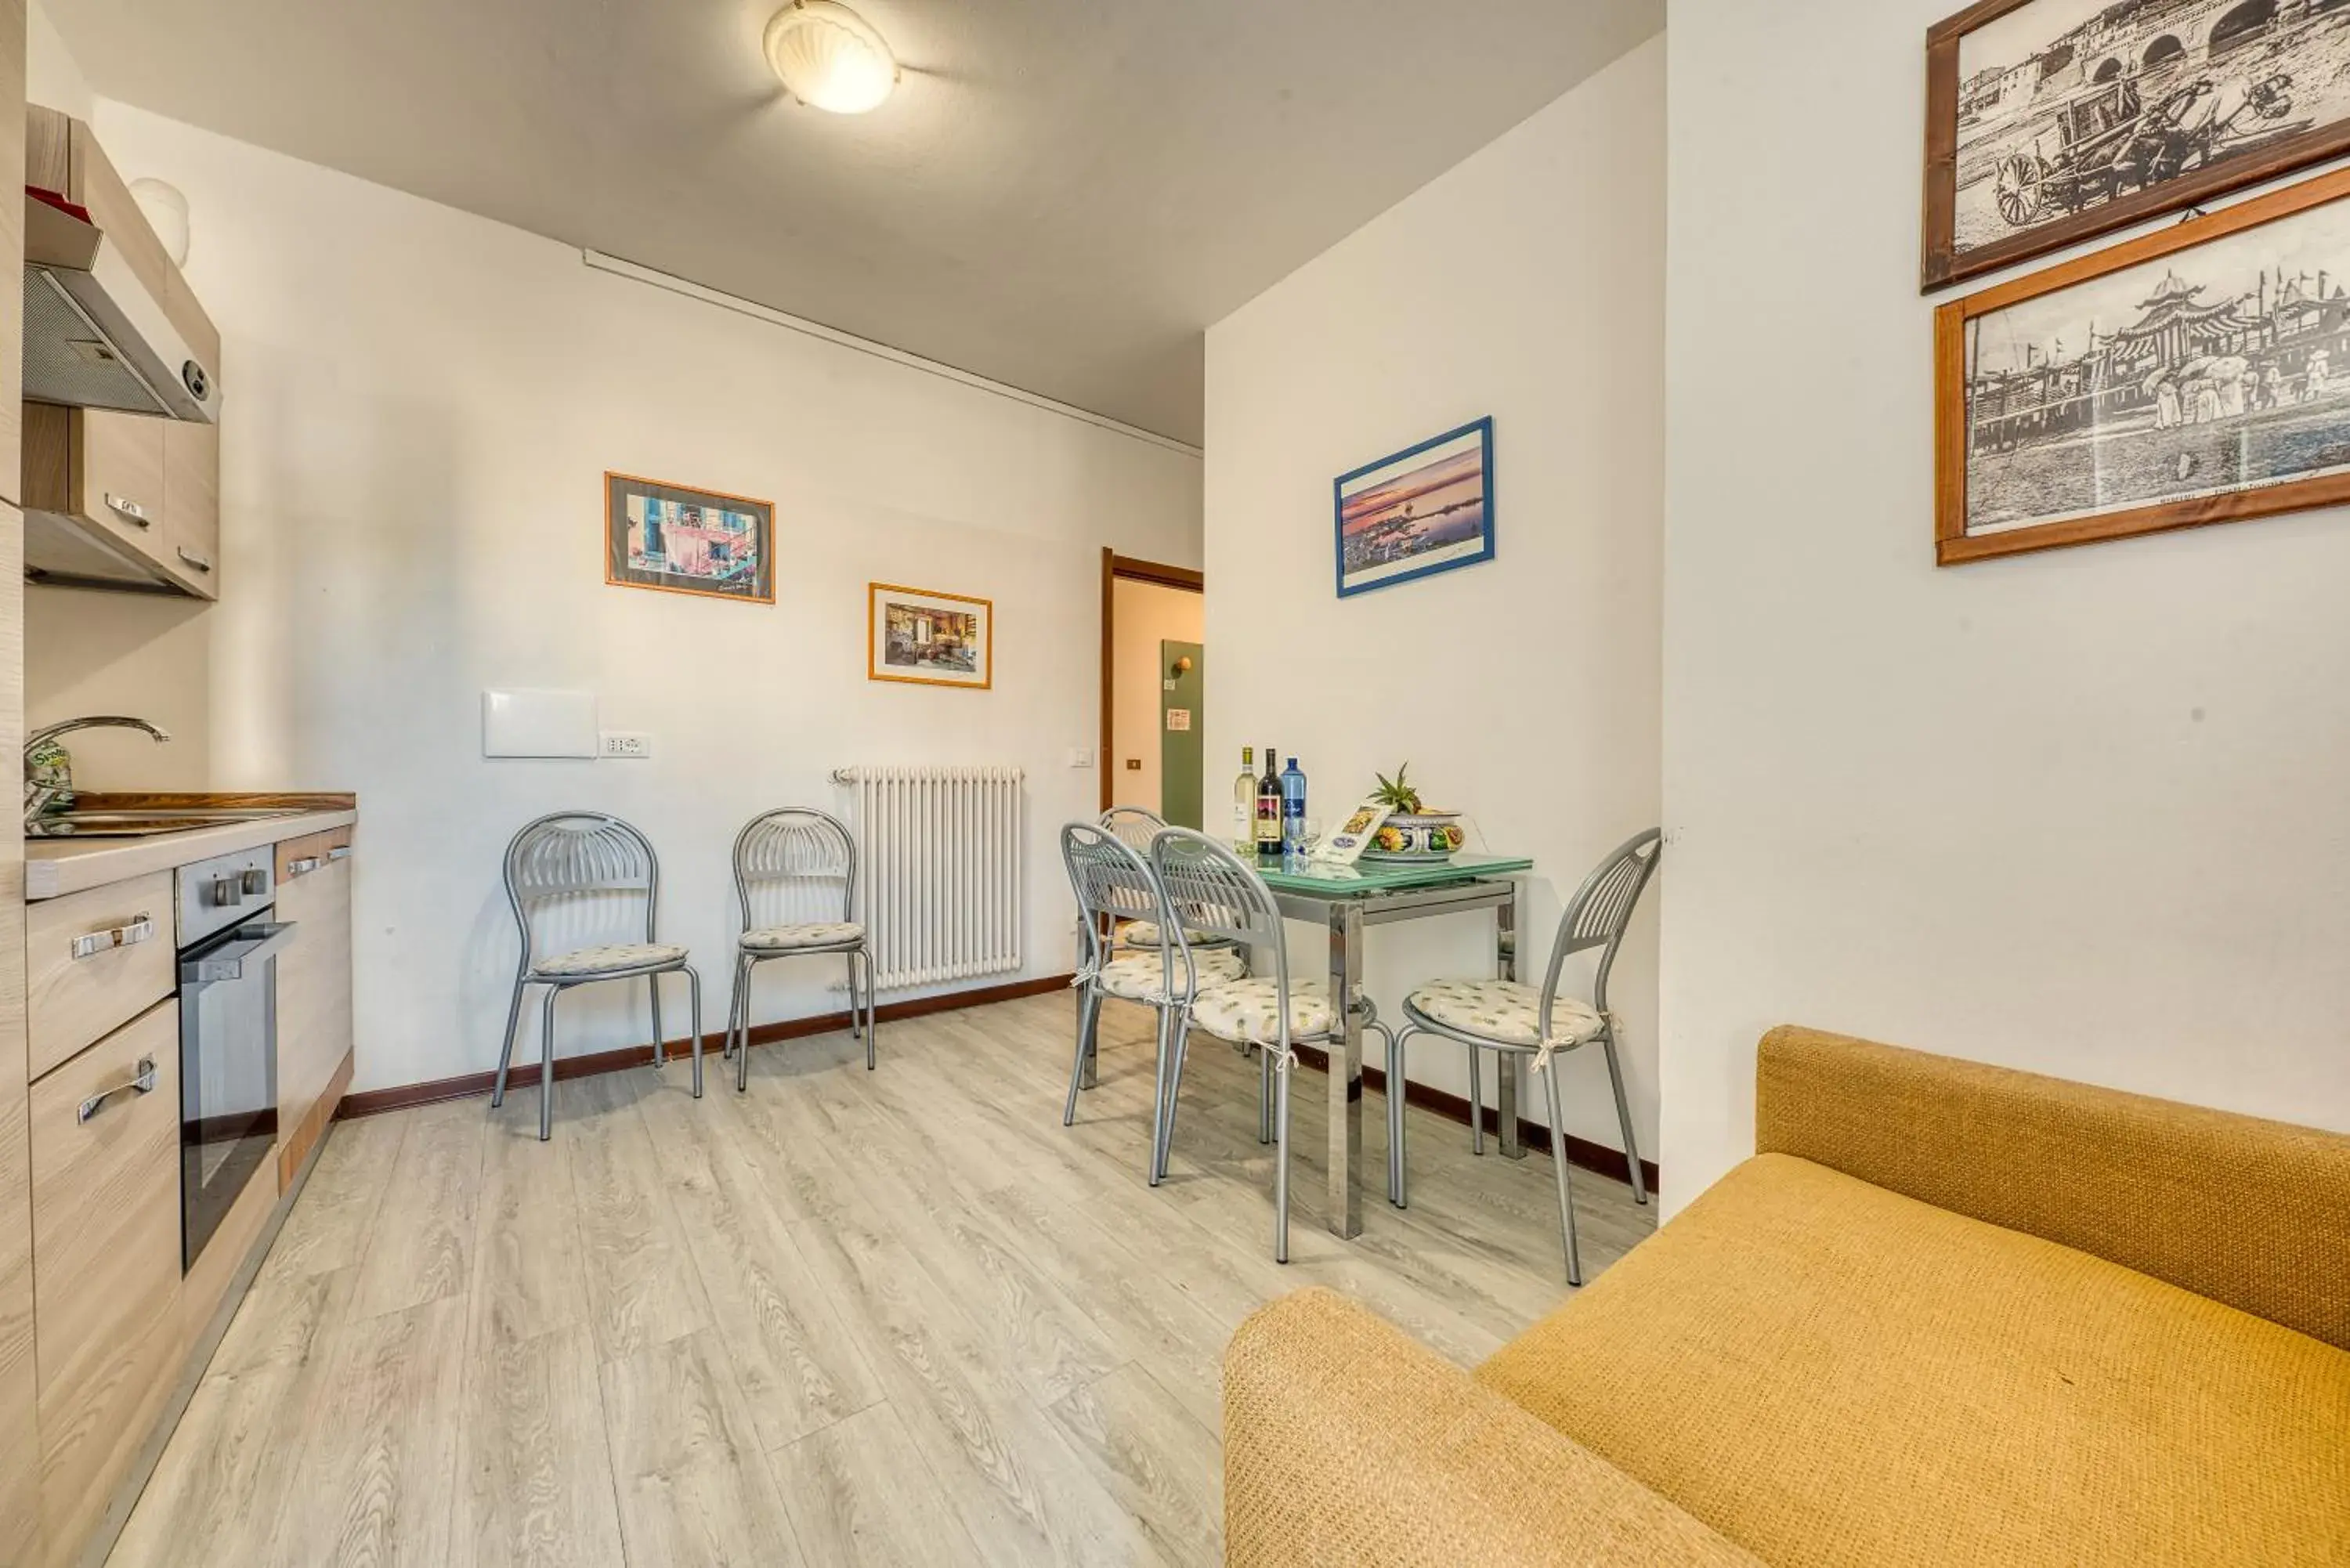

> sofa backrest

[{"left": 1755, "top": 1025, "right": 2350, "bottom": 1352}]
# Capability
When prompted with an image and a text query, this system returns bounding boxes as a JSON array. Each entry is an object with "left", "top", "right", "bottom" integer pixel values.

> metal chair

[
  {"left": 1097, "top": 805, "right": 1231, "bottom": 952},
  {"left": 1386, "top": 829, "right": 1661, "bottom": 1284},
  {"left": 722, "top": 808, "right": 875, "bottom": 1093},
  {"left": 491, "top": 812, "right": 703, "bottom": 1140},
  {"left": 1098, "top": 804, "right": 1166, "bottom": 852},
  {"left": 1058, "top": 822, "right": 1245, "bottom": 1180},
  {"left": 1150, "top": 827, "right": 1394, "bottom": 1263}
]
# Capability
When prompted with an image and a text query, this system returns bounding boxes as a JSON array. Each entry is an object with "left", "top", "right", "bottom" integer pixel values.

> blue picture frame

[{"left": 1332, "top": 417, "right": 1495, "bottom": 598}]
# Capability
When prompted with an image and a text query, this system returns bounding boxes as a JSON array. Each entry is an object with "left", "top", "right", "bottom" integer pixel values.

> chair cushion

[
  {"left": 531, "top": 941, "right": 688, "bottom": 977},
  {"left": 1115, "top": 919, "right": 1222, "bottom": 948},
  {"left": 1190, "top": 978, "right": 1336, "bottom": 1045},
  {"left": 1094, "top": 948, "right": 1246, "bottom": 1002},
  {"left": 1474, "top": 1152, "right": 2350, "bottom": 1568},
  {"left": 1408, "top": 977, "right": 1603, "bottom": 1048},
  {"left": 741, "top": 920, "right": 864, "bottom": 952}
]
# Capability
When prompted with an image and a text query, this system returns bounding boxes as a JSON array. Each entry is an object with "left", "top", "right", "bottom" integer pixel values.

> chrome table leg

[
  {"left": 1325, "top": 900, "right": 1364, "bottom": 1239},
  {"left": 1496, "top": 880, "right": 1526, "bottom": 1161}
]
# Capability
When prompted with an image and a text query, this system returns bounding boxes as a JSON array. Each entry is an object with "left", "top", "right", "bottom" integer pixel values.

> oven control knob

[
  {"left": 241, "top": 867, "right": 268, "bottom": 896},
  {"left": 211, "top": 875, "right": 242, "bottom": 908}
]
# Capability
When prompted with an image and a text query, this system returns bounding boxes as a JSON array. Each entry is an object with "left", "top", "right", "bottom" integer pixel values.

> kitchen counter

[{"left": 27, "top": 803, "right": 357, "bottom": 901}]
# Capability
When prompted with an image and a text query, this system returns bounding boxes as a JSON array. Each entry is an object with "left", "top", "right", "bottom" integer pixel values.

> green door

[{"left": 1160, "top": 639, "right": 1205, "bottom": 829}]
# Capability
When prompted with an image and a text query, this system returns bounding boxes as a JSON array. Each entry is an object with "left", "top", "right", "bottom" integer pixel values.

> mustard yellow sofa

[{"left": 1223, "top": 1026, "right": 2350, "bottom": 1566}]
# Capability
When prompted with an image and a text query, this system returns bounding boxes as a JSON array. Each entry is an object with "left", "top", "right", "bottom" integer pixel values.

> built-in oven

[{"left": 176, "top": 846, "right": 294, "bottom": 1273}]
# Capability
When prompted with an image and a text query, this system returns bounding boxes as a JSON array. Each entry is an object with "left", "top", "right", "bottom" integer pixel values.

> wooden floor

[{"left": 106, "top": 991, "right": 1654, "bottom": 1568}]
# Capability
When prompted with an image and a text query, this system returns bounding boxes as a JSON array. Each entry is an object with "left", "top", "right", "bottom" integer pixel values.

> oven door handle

[{"left": 181, "top": 920, "right": 299, "bottom": 987}]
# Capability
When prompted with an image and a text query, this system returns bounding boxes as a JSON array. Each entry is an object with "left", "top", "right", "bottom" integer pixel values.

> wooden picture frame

[
  {"left": 604, "top": 471, "right": 775, "bottom": 605},
  {"left": 1923, "top": 0, "right": 2350, "bottom": 292},
  {"left": 868, "top": 582, "right": 993, "bottom": 689},
  {"left": 1333, "top": 416, "right": 1495, "bottom": 598},
  {"left": 1936, "top": 164, "right": 2350, "bottom": 565}
]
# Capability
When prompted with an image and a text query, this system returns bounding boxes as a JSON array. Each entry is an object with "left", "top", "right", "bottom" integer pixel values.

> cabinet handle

[
  {"left": 176, "top": 547, "right": 213, "bottom": 573},
  {"left": 327, "top": 845, "right": 352, "bottom": 862},
  {"left": 286, "top": 857, "right": 320, "bottom": 878},
  {"left": 78, "top": 1057, "right": 158, "bottom": 1124},
  {"left": 70, "top": 914, "right": 154, "bottom": 962},
  {"left": 103, "top": 493, "right": 151, "bottom": 528}
]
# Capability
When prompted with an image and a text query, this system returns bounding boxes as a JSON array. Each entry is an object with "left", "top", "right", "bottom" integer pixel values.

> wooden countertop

[{"left": 27, "top": 800, "right": 357, "bottom": 901}]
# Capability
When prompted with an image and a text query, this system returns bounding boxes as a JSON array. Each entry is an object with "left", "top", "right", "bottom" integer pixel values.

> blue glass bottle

[{"left": 1280, "top": 757, "right": 1307, "bottom": 856}]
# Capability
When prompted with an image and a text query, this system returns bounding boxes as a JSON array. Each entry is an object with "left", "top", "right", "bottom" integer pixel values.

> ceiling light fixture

[{"left": 764, "top": 2, "right": 898, "bottom": 115}]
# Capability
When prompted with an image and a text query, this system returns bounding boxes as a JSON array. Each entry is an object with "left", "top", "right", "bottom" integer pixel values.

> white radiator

[{"left": 834, "top": 766, "right": 1025, "bottom": 990}]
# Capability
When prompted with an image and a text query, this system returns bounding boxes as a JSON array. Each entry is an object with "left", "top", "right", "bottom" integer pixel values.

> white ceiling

[{"left": 45, "top": 0, "right": 1662, "bottom": 443}]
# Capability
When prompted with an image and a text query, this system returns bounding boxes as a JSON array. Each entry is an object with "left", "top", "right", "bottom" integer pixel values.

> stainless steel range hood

[{"left": 23, "top": 187, "right": 218, "bottom": 423}]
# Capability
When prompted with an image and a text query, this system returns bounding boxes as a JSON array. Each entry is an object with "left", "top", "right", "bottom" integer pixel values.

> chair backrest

[
  {"left": 732, "top": 807, "right": 856, "bottom": 932},
  {"left": 1538, "top": 829, "right": 1662, "bottom": 1020},
  {"left": 1151, "top": 829, "right": 1296, "bottom": 1039},
  {"left": 502, "top": 811, "right": 660, "bottom": 967},
  {"left": 1061, "top": 822, "right": 1166, "bottom": 974},
  {"left": 1099, "top": 805, "right": 1166, "bottom": 854}
]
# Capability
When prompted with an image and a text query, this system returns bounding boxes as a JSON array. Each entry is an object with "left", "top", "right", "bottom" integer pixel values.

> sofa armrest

[{"left": 1224, "top": 1289, "right": 1762, "bottom": 1568}]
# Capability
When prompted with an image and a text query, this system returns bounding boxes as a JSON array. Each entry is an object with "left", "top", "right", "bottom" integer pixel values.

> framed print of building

[{"left": 1936, "top": 164, "right": 2350, "bottom": 562}]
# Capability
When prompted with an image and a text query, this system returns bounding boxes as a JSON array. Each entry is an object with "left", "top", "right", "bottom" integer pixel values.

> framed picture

[
  {"left": 1334, "top": 417, "right": 1495, "bottom": 598},
  {"left": 1936, "top": 164, "right": 2350, "bottom": 565},
  {"left": 868, "top": 582, "right": 992, "bottom": 689},
  {"left": 1922, "top": 0, "right": 2350, "bottom": 291},
  {"left": 605, "top": 471, "right": 775, "bottom": 604}
]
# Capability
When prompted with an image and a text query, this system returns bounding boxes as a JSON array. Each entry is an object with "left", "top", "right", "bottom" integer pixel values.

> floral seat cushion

[
  {"left": 1114, "top": 920, "right": 1227, "bottom": 948},
  {"left": 741, "top": 920, "right": 865, "bottom": 952},
  {"left": 531, "top": 941, "right": 689, "bottom": 977},
  {"left": 1407, "top": 977, "right": 1603, "bottom": 1048},
  {"left": 1094, "top": 947, "right": 1246, "bottom": 1002},
  {"left": 1190, "top": 977, "right": 1336, "bottom": 1045}
]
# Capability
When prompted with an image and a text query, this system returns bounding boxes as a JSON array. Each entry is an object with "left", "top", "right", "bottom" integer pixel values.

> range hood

[{"left": 23, "top": 186, "right": 219, "bottom": 423}]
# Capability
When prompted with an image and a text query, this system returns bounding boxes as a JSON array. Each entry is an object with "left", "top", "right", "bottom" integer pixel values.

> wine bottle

[
  {"left": 1231, "top": 746, "right": 1256, "bottom": 851},
  {"left": 1281, "top": 757, "right": 1307, "bottom": 854},
  {"left": 1255, "top": 745, "right": 1282, "bottom": 859}
]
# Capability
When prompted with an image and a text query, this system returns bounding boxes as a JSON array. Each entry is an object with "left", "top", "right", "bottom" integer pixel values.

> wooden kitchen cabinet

[
  {"left": 24, "top": 868, "right": 172, "bottom": 1081},
  {"left": 162, "top": 416, "right": 217, "bottom": 588},
  {"left": 274, "top": 828, "right": 352, "bottom": 1188},
  {"left": 21, "top": 404, "right": 216, "bottom": 599},
  {"left": 20, "top": 103, "right": 221, "bottom": 599},
  {"left": 29, "top": 1001, "right": 182, "bottom": 1568}
]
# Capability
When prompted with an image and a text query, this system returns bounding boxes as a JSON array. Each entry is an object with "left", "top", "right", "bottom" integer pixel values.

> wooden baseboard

[
  {"left": 1288, "top": 1040, "right": 1661, "bottom": 1192},
  {"left": 337, "top": 972, "right": 1076, "bottom": 1119}
]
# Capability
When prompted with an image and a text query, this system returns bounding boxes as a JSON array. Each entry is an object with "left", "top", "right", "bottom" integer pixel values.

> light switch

[{"left": 483, "top": 689, "right": 598, "bottom": 758}]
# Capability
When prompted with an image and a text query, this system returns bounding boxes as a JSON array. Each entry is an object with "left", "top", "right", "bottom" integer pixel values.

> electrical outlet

[{"left": 599, "top": 731, "right": 653, "bottom": 759}]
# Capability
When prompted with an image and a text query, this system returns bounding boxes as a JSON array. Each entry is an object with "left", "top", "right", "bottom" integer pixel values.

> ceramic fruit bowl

[{"left": 1368, "top": 821, "right": 1464, "bottom": 859}]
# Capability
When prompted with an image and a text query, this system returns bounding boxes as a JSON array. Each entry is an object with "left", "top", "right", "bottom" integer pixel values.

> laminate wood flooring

[{"left": 107, "top": 992, "right": 1654, "bottom": 1567}]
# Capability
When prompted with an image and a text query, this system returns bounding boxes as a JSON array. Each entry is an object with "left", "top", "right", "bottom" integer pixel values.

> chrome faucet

[{"left": 24, "top": 716, "right": 172, "bottom": 828}]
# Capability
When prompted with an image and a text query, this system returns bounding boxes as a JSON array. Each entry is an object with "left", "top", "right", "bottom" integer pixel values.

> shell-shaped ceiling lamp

[{"left": 764, "top": 2, "right": 898, "bottom": 114}]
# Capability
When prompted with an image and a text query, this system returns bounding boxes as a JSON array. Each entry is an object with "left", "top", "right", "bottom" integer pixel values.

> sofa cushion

[{"left": 1474, "top": 1152, "right": 2350, "bottom": 1568}]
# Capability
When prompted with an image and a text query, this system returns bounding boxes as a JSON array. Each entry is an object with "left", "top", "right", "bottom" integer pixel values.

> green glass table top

[{"left": 1253, "top": 851, "right": 1534, "bottom": 897}]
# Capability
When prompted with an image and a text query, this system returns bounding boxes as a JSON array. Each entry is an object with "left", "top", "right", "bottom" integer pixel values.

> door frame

[{"left": 1098, "top": 547, "right": 1205, "bottom": 813}]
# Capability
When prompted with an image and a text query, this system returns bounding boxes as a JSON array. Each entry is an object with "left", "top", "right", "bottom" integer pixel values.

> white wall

[
  {"left": 1662, "top": 0, "right": 2350, "bottom": 1210},
  {"left": 34, "top": 100, "right": 1201, "bottom": 1093},
  {"left": 1204, "top": 38, "right": 1665, "bottom": 1163},
  {"left": 1108, "top": 576, "right": 1204, "bottom": 818}
]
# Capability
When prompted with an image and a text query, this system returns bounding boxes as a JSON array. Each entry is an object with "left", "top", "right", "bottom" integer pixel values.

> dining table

[{"left": 1253, "top": 851, "right": 1535, "bottom": 1239}]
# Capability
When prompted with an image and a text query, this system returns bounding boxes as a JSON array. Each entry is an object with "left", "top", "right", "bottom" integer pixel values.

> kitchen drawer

[
  {"left": 273, "top": 825, "right": 352, "bottom": 883},
  {"left": 27, "top": 870, "right": 174, "bottom": 1082},
  {"left": 30, "top": 1001, "right": 181, "bottom": 1565}
]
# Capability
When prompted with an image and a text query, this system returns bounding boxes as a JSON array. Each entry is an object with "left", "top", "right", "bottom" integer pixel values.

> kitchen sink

[{"left": 28, "top": 807, "right": 309, "bottom": 839}]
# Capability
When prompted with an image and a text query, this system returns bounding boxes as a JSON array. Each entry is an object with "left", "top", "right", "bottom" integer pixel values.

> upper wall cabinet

[{"left": 20, "top": 107, "right": 221, "bottom": 600}]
